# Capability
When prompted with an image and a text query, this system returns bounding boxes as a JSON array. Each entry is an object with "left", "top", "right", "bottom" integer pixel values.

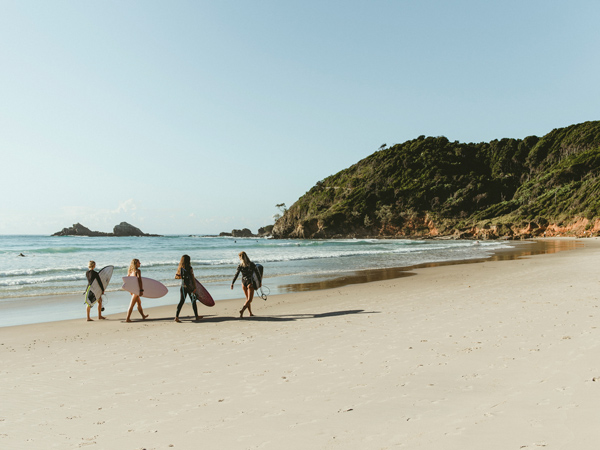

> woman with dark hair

[
  {"left": 174, "top": 254, "right": 201, "bottom": 322},
  {"left": 231, "top": 251, "right": 257, "bottom": 318}
]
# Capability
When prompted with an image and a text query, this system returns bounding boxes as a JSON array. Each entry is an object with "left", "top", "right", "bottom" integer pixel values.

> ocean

[{"left": 0, "top": 235, "right": 516, "bottom": 326}]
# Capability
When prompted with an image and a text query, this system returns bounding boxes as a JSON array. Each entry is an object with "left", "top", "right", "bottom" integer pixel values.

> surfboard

[
  {"left": 85, "top": 265, "right": 113, "bottom": 307},
  {"left": 252, "top": 263, "right": 263, "bottom": 290},
  {"left": 121, "top": 276, "right": 168, "bottom": 298},
  {"left": 193, "top": 278, "right": 215, "bottom": 307}
]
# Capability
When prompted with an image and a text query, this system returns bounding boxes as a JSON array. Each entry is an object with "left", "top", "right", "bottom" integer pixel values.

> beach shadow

[
  {"left": 116, "top": 309, "right": 379, "bottom": 324},
  {"left": 120, "top": 317, "right": 180, "bottom": 323},
  {"left": 192, "top": 309, "right": 378, "bottom": 323}
]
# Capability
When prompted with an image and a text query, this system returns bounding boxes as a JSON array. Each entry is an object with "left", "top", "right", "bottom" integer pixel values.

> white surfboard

[
  {"left": 85, "top": 265, "right": 113, "bottom": 307},
  {"left": 121, "top": 276, "right": 168, "bottom": 298},
  {"left": 252, "top": 263, "right": 263, "bottom": 290}
]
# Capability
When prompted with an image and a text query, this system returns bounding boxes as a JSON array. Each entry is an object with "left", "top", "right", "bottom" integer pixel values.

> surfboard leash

[{"left": 258, "top": 285, "right": 270, "bottom": 301}]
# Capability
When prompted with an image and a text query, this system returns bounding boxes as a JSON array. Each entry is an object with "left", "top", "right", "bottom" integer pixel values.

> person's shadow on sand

[
  {"left": 119, "top": 310, "right": 379, "bottom": 323},
  {"left": 169, "top": 309, "right": 379, "bottom": 323}
]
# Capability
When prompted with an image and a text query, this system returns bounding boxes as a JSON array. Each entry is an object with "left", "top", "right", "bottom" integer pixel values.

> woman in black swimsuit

[
  {"left": 85, "top": 261, "right": 106, "bottom": 321},
  {"left": 231, "top": 251, "right": 257, "bottom": 318},
  {"left": 174, "top": 254, "right": 201, "bottom": 322}
]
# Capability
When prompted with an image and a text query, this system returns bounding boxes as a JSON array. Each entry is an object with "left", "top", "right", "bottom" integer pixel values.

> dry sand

[{"left": 2, "top": 238, "right": 600, "bottom": 449}]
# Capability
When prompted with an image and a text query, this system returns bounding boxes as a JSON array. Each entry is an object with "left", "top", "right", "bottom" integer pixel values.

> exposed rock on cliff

[{"left": 52, "top": 222, "right": 160, "bottom": 237}]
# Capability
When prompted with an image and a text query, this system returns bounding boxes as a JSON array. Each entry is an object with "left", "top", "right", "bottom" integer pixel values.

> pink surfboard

[
  {"left": 122, "top": 276, "right": 168, "bottom": 299},
  {"left": 194, "top": 278, "right": 215, "bottom": 307}
]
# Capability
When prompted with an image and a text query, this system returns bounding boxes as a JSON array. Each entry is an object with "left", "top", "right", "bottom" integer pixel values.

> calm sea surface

[{"left": 0, "top": 235, "right": 512, "bottom": 326}]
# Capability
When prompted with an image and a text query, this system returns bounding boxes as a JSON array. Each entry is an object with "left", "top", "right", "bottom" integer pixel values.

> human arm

[
  {"left": 231, "top": 266, "right": 241, "bottom": 289},
  {"left": 136, "top": 269, "right": 144, "bottom": 295}
]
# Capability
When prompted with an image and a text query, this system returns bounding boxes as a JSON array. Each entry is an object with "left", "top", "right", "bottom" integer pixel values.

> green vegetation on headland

[{"left": 272, "top": 121, "right": 600, "bottom": 239}]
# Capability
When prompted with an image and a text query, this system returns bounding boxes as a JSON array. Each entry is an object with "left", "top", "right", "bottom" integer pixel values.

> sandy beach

[{"left": 2, "top": 238, "right": 600, "bottom": 449}]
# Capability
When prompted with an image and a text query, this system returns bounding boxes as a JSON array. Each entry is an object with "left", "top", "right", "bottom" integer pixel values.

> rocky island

[{"left": 52, "top": 222, "right": 161, "bottom": 237}]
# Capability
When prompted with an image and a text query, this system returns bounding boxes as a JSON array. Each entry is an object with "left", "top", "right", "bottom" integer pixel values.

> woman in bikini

[{"left": 125, "top": 258, "right": 148, "bottom": 322}]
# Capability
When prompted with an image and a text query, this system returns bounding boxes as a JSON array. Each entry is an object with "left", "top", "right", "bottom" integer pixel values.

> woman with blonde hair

[
  {"left": 125, "top": 258, "right": 148, "bottom": 322},
  {"left": 174, "top": 254, "right": 201, "bottom": 322},
  {"left": 85, "top": 260, "right": 106, "bottom": 321},
  {"left": 231, "top": 251, "right": 257, "bottom": 318}
]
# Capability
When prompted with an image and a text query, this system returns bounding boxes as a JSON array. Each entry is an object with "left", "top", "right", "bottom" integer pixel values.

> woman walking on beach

[
  {"left": 85, "top": 261, "right": 106, "bottom": 321},
  {"left": 125, "top": 258, "right": 148, "bottom": 322},
  {"left": 231, "top": 251, "right": 257, "bottom": 318},
  {"left": 174, "top": 254, "right": 201, "bottom": 322}
]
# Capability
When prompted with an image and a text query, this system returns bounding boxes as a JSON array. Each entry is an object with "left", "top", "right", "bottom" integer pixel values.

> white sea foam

[{"left": 0, "top": 235, "right": 512, "bottom": 299}]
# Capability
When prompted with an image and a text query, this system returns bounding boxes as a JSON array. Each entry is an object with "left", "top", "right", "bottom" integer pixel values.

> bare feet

[
  {"left": 142, "top": 314, "right": 149, "bottom": 320},
  {"left": 239, "top": 309, "right": 244, "bottom": 318},
  {"left": 174, "top": 318, "right": 181, "bottom": 323},
  {"left": 87, "top": 318, "right": 93, "bottom": 322},
  {"left": 194, "top": 316, "right": 203, "bottom": 321},
  {"left": 99, "top": 316, "right": 106, "bottom": 320},
  {"left": 125, "top": 319, "right": 133, "bottom": 323}
]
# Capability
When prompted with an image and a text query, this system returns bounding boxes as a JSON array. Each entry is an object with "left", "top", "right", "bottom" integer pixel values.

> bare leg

[
  {"left": 98, "top": 298, "right": 106, "bottom": 320},
  {"left": 247, "top": 287, "right": 255, "bottom": 316},
  {"left": 86, "top": 304, "right": 93, "bottom": 321},
  {"left": 137, "top": 300, "right": 148, "bottom": 319},
  {"left": 239, "top": 285, "right": 255, "bottom": 317},
  {"left": 126, "top": 294, "right": 138, "bottom": 322}
]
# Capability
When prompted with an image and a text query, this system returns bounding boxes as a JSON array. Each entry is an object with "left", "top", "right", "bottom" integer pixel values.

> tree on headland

[{"left": 273, "top": 203, "right": 288, "bottom": 222}]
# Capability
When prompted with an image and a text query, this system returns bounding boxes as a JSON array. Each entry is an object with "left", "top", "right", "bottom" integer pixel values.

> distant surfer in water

[
  {"left": 231, "top": 251, "right": 257, "bottom": 318},
  {"left": 125, "top": 258, "right": 148, "bottom": 322},
  {"left": 174, "top": 254, "right": 201, "bottom": 322},
  {"left": 85, "top": 261, "right": 106, "bottom": 321}
]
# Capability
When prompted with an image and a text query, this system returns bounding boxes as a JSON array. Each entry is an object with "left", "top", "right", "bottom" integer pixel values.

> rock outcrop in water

[
  {"left": 218, "top": 226, "right": 274, "bottom": 238},
  {"left": 52, "top": 222, "right": 160, "bottom": 237}
]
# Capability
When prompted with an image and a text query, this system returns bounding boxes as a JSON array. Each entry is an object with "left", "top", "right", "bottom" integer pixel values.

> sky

[{"left": 1, "top": 0, "right": 599, "bottom": 235}]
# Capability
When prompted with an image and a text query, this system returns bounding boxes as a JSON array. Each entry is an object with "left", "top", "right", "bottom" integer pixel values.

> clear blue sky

[{"left": 1, "top": 1, "right": 599, "bottom": 235}]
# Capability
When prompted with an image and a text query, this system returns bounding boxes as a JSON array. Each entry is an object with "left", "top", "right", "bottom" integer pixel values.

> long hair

[
  {"left": 176, "top": 254, "right": 191, "bottom": 278},
  {"left": 239, "top": 251, "right": 251, "bottom": 267},
  {"left": 88, "top": 260, "right": 96, "bottom": 270},
  {"left": 128, "top": 258, "right": 140, "bottom": 275}
]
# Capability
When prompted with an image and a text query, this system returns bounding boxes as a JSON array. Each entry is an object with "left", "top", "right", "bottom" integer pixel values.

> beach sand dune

[{"left": 2, "top": 238, "right": 600, "bottom": 449}]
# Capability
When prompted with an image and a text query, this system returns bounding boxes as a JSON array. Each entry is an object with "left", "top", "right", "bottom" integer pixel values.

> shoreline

[
  {"left": 0, "top": 238, "right": 582, "bottom": 328},
  {"left": 2, "top": 237, "right": 600, "bottom": 448}
]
